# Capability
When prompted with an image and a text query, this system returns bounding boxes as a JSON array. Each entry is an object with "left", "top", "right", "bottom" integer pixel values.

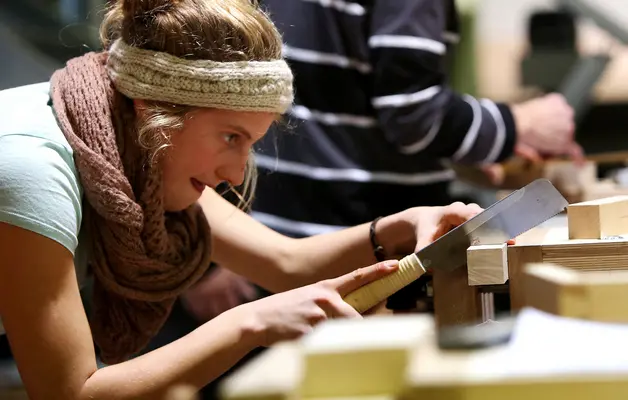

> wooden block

[
  {"left": 568, "top": 195, "right": 628, "bottom": 239},
  {"left": 220, "top": 343, "right": 301, "bottom": 400},
  {"left": 523, "top": 263, "right": 628, "bottom": 323},
  {"left": 453, "top": 159, "right": 596, "bottom": 196},
  {"left": 300, "top": 315, "right": 432, "bottom": 398},
  {"left": 582, "top": 180, "right": 628, "bottom": 202},
  {"left": 508, "top": 245, "right": 544, "bottom": 311},
  {"left": 467, "top": 244, "right": 508, "bottom": 286},
  {"left": 433, "top": 264, "right": 481, "bottom": 327},
  {"left": 543, "top": 161, "right": 597, "bottom": 194}
]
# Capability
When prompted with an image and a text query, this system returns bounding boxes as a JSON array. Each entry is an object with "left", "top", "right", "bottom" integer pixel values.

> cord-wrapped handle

[{"left": 342, "top": 253, "right": 426, "bottom": 313}]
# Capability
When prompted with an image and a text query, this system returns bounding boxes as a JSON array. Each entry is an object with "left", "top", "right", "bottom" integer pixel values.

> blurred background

[
  {"left": 7, "top": 0, "right": 627, "bottom": 206},
  {"left": 2, "top": 0, "right": 628, "bottom": 204},
  {"left": 0, "top": 0, "right": 103, "bottom": 89}
]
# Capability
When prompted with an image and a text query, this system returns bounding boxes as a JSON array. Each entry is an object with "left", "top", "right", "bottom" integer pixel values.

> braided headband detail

[{"left": 106, "top": 38, "right": 294, "bottom": 113}]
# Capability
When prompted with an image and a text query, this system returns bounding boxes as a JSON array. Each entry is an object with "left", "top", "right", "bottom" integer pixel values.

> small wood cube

[{"left": 467, "top": 243, "right": 508, "bottom": 286}]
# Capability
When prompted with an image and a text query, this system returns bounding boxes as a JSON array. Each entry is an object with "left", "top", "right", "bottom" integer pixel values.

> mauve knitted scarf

[{"left": 49, "top": 51, "right": 213, "bottom": 364}]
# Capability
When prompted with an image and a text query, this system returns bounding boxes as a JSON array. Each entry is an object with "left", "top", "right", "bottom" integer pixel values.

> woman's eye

[{"left": 223, "top": 133, "right": 239, "bottom": 145}]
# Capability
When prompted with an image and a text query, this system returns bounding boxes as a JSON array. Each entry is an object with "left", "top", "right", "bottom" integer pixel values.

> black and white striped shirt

[{"left": 252, "top": 0, "right": 517, "bottom": 238}]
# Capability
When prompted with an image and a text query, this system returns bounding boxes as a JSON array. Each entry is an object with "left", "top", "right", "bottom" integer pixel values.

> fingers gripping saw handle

[{"left": 342, "top": 254, "right": 427, "bottom": 313}]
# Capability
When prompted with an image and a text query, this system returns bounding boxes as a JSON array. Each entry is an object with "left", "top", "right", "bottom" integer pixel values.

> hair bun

[
  {"left": 118, "top": 0, "right": 180, "bottom": 47},
  {"left": 123, "top": 0, "right": 178, "bottom": 22}
]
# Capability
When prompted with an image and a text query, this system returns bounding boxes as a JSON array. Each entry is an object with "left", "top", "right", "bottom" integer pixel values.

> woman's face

[{"left": 160, "top": 108, "right": 275, "bottom": 211}]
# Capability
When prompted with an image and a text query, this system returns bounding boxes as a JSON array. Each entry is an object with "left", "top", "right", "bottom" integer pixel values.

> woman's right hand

[{"left": 242, "top": 260, "right": 399, "bottom": 347}]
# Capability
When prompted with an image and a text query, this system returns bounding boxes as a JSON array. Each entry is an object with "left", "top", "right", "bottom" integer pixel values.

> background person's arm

[
  {"left": 368, "top": 0, "right": 579, "bottom": 165},
  {"left": 368, "top": 0, "right": 517, "bottom": 165}
]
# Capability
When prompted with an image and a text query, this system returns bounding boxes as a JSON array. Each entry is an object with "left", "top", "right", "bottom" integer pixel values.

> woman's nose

[{"left": 217, "top": 164, "right": 247, "bottom": 187}]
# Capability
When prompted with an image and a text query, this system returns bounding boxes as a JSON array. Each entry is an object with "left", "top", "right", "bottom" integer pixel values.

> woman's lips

[{"left": 191, "top": 178, "right": 206, "bottom": 193}]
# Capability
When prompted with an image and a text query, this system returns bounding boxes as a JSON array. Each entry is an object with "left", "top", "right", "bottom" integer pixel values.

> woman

[{"left": 0, "top": 0, "right": 482, "bottom": 398}]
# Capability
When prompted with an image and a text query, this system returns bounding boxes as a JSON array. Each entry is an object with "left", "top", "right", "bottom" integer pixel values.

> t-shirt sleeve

[{"left": 0, "top": 134, "right": 83, "bottom": 255}]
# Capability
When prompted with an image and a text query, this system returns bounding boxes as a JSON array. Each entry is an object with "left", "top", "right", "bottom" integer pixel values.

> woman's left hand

[
  {"left": 376, "top": 202, "right": 484, "bottom": 257},
  {"left": 391, "top": 201, "right": 517, "bottom": 255},
  {"left": 408, "top": 202, "right": 484, "bottom": 252}
]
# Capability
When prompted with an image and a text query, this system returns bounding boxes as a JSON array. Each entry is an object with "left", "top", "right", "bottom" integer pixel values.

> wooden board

[
  {"left": 523, "top": 263, "right": 628, "bottom": 323},
  {"left": 433, "top": 265, "right": 481, "bottom": 327},
  {"left": 567, "top": 195, "right": 628, "bottom": 239},
  {"left": 453, "top": 159, "right": 597, "bottom": 196},
  {"left": 498, "top": 178, "right": 628, "bottom": 204}
]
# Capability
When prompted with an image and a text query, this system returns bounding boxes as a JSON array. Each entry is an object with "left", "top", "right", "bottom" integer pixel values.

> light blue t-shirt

[{"left": 0, "top": 82, "right": 89, "bottom": 332}]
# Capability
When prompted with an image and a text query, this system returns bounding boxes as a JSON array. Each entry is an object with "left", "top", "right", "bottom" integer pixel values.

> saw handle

[{"left": 342, "top": 253, "right": 426, "bottom": 313}]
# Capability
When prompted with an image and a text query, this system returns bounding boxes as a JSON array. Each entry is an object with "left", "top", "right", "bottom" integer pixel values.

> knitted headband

[{"left": 106, "top": 38, "right": 294, "bottom": 113}]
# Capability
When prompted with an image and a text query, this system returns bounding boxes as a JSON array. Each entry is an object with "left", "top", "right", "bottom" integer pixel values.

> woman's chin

[{"left": 163, "top": 192, "right": 199, "bottom": 212}]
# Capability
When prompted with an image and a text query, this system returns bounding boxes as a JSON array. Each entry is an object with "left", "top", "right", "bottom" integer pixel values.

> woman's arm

[
  {"left": 201, "top": 189, "right": 415, "bottom": 292},
  {"left": 0, "top": 222, "right": 260, "bottom": 400}
]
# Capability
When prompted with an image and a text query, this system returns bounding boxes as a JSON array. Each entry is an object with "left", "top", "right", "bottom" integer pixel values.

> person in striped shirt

[{"left": 249, "top": 0, "right": 582, "bottom": 310}]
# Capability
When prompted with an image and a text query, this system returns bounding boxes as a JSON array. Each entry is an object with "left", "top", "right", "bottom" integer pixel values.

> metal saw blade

[{"left": 416, "top": 178, "right": 568, "bottom": 272}]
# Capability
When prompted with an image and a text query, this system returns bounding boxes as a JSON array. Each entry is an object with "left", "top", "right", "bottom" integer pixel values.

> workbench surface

[{"left": 220, "top": 309, "right": 628, "bottom": 400}]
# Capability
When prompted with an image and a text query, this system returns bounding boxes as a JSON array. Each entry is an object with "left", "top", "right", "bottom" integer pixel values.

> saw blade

[{"left": 417, "top": 178, "right": 568, "bottom": 272}]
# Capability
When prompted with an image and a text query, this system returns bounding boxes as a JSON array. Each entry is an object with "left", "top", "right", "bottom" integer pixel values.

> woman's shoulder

[
  {"left": 0, "top": 82, "right": 84, "bottom": 256},
  {"left": 0, "top": 82, "right": 72, "bottom": 148}
]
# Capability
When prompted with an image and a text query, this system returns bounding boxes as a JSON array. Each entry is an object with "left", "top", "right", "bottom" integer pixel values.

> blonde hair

[{"left": 99, "top": 0, "right": 284, "bottom": 210}]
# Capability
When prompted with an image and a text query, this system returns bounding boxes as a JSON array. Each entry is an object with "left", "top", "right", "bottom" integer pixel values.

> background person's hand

[
  {"left": 240, "top": 260, "right": 399, "bottom": 347},
  {"left": 511, "top": 93, "right": 584, "bottom": 164},
  {"left": 479, "top": 163, "right": 506, "bottom": 186}
]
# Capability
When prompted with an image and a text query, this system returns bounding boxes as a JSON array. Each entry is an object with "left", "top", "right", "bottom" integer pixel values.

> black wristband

[{"left": 369, "top": 217, "right": 387, "bottom": 262}]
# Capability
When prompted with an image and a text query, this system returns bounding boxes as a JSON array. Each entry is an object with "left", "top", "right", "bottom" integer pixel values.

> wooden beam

[
  {"left": 433, "top": 265, "right": 481, "bottom": 327},
  {"left": 523, "top": 263, "right": 628, "bottom": 323},
  {"left": 568, "top": 195, "right": 628, "bottom": 239},
  {"left": 508, "top": 245, "right": 543, "bottom": 311}
]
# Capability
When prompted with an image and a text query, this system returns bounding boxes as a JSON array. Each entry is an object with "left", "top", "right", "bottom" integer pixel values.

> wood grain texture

[
  {"left": 523, "top": 263, "right": 628, "bottom": 323},
  {"left": 508, "top": 227, "right": 628, "bottom": 311},
  {"left": 300, "top": 315, "right": 431, "bottom": 398},
  {"left": 568, "top": 195, "right": 628, "bottom": 239},
  {"left": 467, "top": 244, "right": 508, "bottom": 286},
  {"left": 507, "top": 245, "right": 543, "bottom": 311},
  {"left": 433, "top": 264, "right": 481, "bottom": 327}
]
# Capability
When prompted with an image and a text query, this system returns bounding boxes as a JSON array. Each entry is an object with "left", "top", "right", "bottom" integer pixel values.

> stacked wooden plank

[{"left": 466, "top": 195, "right": 628, "bottom": 311}]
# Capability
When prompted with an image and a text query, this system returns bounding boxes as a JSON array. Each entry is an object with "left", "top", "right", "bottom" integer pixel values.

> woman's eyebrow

[{"left": 225, "top": 124, "right": 252, "bottom": 140}]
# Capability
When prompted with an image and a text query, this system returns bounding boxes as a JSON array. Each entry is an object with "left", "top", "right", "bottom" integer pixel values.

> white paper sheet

[{"left": 503, "top": 308, "right": 628, "bottom": 376}]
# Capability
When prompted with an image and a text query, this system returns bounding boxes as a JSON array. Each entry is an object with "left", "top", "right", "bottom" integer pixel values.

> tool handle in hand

[{"left": 342, "top": 253, "right": 426, "bottom": 313}]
